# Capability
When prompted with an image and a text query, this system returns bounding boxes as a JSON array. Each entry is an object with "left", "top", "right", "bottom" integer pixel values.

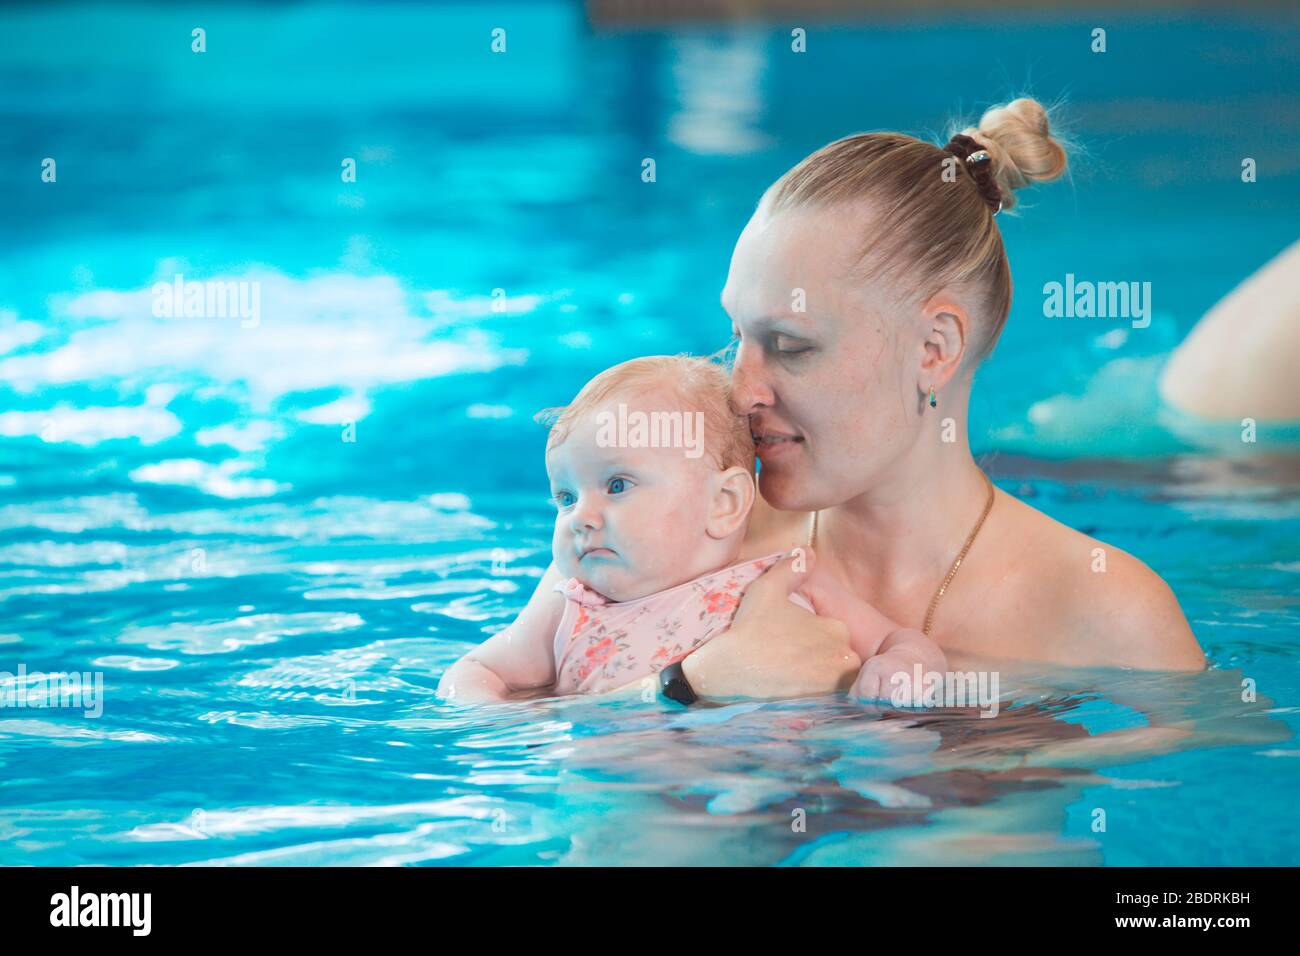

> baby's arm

[
  {"left": 852, "top": 626, "right": 949, "bottom": 701},
  {"left": 796, "top": 574, "right": 899, "bottom": 661},
  {"left": 436, "top": 563, "right": 565, "bottom": 703},
  {"left": 797, "top": 574, "right": 948, "bottom": 701}
]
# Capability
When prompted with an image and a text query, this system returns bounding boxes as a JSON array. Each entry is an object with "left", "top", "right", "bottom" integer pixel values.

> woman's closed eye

[{"left": 773, "top": 333, "right": 812, "bottom": 355}]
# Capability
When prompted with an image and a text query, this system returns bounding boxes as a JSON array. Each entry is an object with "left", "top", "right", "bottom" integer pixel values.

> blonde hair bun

[{"left": 962, "top": 97, "right": 1068, "bottom": 211}]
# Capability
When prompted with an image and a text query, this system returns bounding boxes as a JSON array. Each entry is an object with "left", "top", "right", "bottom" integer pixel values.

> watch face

[{"left": 660, "top": 666, "right": 696, "bottom": 705}]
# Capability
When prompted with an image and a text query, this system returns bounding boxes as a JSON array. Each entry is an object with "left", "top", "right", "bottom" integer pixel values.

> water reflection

[{"left": 452, "top": 662, "right": 1294, "bottom": 865}]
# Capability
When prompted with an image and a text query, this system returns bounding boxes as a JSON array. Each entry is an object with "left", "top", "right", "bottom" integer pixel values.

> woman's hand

[{"left": 681, "top": 549, "right": 861, "bottom": 699}]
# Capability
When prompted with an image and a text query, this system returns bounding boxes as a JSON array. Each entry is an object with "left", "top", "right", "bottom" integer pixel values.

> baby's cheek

[
  {"left": 554, "top": 552, "right": 579, "bottom": 580},
  {"left": 552, "top": 525, "right": 575, "bottom": 575},
  {"left": 652, "top": 500, "right": 702, "bottom": 562}
]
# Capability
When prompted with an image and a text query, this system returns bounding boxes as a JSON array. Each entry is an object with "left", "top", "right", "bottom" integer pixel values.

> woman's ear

[
  {"left": 917, "top": 292, "right": 970, "bottom": 391},
  {"left": 706, "top": 466, "right": 756, "bottom": 540}
]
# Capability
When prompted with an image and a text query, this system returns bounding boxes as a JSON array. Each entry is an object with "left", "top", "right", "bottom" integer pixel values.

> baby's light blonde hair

[{"left": 536, "top": 355, "right": 756, "bottom": 474}]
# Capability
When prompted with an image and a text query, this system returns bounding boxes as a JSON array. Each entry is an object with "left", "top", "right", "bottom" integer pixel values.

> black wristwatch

[{"left": 659, "top": 660, "right": 698, "bottom": 705}]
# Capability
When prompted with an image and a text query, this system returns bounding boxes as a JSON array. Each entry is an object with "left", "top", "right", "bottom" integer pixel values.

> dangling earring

[{"left": 928, "top": 386, "right": 937, "bottom": 409}]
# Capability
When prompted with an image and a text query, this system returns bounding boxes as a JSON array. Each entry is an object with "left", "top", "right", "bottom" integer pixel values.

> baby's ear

[{"left": 706, "top": 466, "right": 756, "bottom": 539}]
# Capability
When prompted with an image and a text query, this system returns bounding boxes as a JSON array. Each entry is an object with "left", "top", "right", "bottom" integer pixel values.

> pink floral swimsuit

[{"left": 552, "top": 551, "right": 814, "bottom": 695}]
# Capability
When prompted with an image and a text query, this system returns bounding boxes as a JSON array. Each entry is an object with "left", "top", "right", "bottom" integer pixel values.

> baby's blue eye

[
  {"left": 553, "top": 490, "right": 575, "bottom": 508},
  {"left": 607, "top": 477, "right": 628, "bottom": 494}
]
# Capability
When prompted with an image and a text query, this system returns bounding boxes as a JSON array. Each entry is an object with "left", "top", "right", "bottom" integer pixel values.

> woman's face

[{"left": 721, "top": 204, "right": 922, "bottom": 511}]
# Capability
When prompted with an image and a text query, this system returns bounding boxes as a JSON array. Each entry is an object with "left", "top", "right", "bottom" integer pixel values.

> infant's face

[{"left": 545, "top": 387, "right": 718, "bottom": 602}]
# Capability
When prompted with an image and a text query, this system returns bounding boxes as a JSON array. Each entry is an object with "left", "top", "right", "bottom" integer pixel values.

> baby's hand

[
  {"left": 850, "top": 628, "right": 948, "bottom": 703},
  {"left": 797, "top": 568, "right": 899, "bottom": 661}
]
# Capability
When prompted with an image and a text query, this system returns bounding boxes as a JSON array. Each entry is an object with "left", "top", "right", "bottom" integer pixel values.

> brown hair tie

[{"left": 944, "top": 133, "right": 1003, "bottom": 215}]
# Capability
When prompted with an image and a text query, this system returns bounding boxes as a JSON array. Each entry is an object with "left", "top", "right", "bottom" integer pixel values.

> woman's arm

[
  {"left": 1059, "top": 541, "right": 1206, "bottom": 671},
  {"left": 436, "top": 563, "right": 565, "bottom": 703}
]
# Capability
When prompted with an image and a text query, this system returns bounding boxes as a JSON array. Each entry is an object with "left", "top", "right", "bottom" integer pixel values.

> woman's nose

[{"left": 730, "top": 344, "right": 775, "bottom": 411}]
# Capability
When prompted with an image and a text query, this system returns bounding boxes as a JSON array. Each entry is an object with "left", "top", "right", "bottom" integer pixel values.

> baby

[{"left": 437, "top": 355, "right": 946, "bottom": 702}]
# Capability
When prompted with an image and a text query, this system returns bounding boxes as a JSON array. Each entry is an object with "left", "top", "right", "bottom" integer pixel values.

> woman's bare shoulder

[{"left": 994, "top": 489, "right": 1206, "bottom": 671}]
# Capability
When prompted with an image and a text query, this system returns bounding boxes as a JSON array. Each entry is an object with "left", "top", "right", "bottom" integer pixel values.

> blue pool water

[{"left": 1, "top": 4, "right": 1298, "bottom": 865}]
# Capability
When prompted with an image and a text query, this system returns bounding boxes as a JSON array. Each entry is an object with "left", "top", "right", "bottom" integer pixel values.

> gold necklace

[{"left": 808, "top": 470, "right": 996, "bottom": 636}]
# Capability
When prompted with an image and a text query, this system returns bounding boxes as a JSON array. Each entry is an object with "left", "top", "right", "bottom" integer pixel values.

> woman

[
  {"left": 480, "top": 97, "right": 1206, "bottom": 703},
  {"left": 679, "top": 96, "right": 1206, "bottom": 700}
]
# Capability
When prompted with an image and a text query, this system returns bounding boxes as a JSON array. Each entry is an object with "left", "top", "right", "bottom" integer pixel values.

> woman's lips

[{"left": 752, "top": 430, "right": 804, "bottom": 460}]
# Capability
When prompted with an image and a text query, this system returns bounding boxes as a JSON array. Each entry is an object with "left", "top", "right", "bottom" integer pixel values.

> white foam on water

[
  {"left": 118, "top": 612, "right": 365, "bottom": 656},
  {"left": 128, "top": 458, "right": 287, "bottom": 499},
  {"left": 0, "top": 403, "right": 181, "bottom": 446}
]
